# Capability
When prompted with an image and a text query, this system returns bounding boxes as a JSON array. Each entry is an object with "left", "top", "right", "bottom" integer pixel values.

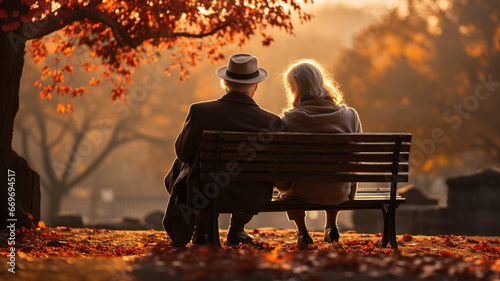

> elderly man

[{"left": 163, "top": 53, "right": 283, "bottom": 246}]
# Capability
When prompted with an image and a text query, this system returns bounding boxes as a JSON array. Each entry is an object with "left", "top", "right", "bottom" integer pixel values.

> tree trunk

[{"left": 0, "top": 1, "right": 40, "bottom": 229}]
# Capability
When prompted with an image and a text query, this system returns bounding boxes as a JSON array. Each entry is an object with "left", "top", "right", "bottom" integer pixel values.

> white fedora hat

[{"left": 216, "top": 53, "right": 269, "bottom": 84}]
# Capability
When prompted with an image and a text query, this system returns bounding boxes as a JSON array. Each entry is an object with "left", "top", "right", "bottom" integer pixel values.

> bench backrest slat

[
  {"left": 201, "top": 151, "right": 410, "bottom": 163},
  {"left": 201, "top": 173, "right": 408, "bottom": 182},
  {"left": 201, "top": 142, "right": 411, "bottom": 153},
  {"left": 201, "top": 132, "right": 412, "bottom": 143},
  {"left": 200, "top": 162, "right": 409, "bottom": 173},
  {"left": 200, "top": 131, "right": 411, "bottom": 184}
]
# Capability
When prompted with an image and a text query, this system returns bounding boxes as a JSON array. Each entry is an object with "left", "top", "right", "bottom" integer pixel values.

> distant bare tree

[{"left": 15, "top": 92, "right": 167, "bottom": 224}]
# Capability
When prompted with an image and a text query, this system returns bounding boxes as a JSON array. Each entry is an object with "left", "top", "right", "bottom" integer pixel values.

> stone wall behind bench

[{"left": 443, "top": 167, "right": 500, "bottom": 235}]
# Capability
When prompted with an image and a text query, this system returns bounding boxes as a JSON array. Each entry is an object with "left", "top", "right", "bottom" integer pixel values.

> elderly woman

[{"left": 277, "top": 59, "right": 362, "bottom": 244}]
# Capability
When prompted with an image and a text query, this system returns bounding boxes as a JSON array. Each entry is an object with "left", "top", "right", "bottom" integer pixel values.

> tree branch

[
  {"left": 66, "top": 118, "right": 167, "bottom": 188},
  {"left": 134, "top": 22, "right": 231, "bottom": 44},
  {"left": 118, "top": 131, "right": 166, "bottom": 146},
  {"left": 66, "top": 120, "right": 122, "bottom": 188},
  {"left": 47, "top": 125, "right": 69, "bottom": 150},
  {"left": 15, "top": 118, "right": 42, "bottom": 144},
  {"left": 24, "top": 7, "right": 129, "bottom": 45},
  {"left": 40, "top": 177, "right": 50, "bottom": 192},
  {"left": 46, "top": 114, "right": 79, "bottom": 134},
  {"left": 60, "top": 116, "right": 90, "bottom": 184},
  {"left": 477, "top": 131, "right": 500, "bottom": 155},
  {"left": 24, "top": 6, "right": 229, "bottom": 47},
  {"left": 86, "top": 0, "right": 103, "bottom": 8},
  {"left": 17, "top": 125, "right": 31, "bottom": 161}
]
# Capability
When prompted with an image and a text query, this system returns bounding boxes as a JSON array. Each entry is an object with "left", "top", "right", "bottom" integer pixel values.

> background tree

[
  {"left": 15, "top": 80, "right": 171, "bottom": 223},
  {"left": 334, "top": 0, "right": 500, "bottom": 185},
  {"left": 0, "top": 0, "right": 311, "bottom": 228}
]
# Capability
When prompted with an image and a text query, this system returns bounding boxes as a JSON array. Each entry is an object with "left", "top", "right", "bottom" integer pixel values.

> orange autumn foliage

[{"left": 0, "top": 0, "right": 312, "bottom": 112}]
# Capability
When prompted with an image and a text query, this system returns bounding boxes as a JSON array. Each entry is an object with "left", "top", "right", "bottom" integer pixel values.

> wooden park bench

[{"left": 199, "top": 130, "right": 412, "bottom": 249}]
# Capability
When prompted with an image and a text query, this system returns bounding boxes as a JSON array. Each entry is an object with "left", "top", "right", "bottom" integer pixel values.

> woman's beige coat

[{"left": 279, "top": 98, "right": 362, "bottom": 205}]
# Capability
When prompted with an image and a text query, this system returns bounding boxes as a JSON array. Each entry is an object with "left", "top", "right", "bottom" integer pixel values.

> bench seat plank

[{"left": 219, "top": 197, "right": 406, "bottom": 213}]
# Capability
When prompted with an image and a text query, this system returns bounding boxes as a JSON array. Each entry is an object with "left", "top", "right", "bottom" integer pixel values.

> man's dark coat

[{"left": 163, "top": 91, "right": 283, "bottom": 246}]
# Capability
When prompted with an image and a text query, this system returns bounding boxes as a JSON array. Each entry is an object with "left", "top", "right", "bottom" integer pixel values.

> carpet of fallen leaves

[{"left": 1, "top": 226, "right": 499, "bottom": 281}]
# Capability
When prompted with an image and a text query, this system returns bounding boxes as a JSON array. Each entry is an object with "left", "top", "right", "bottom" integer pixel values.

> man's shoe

[
  {"left": 297, "top": 231, "right": 314, "bottom": 244},
  {"left": 226, "top": 230, "right": 254, "bottom": 244},
  {"left": 324, "top": 224, "right": 340, "bottom": 243},
  {"left": 192, "top": 225, "right": 208, "bottom": 245},
  {"left": 192, "top": 231, "right": 208, "bottom": 245}
]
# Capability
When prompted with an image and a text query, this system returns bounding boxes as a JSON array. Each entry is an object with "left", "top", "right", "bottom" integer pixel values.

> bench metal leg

[
  {"left": 207, "top": 198, "right": 221, "bottom": 246},
  {"left": 380, "top": 204, "right": 398, "bottom": 249},
  {"left": 388, "top": 206, "right": 397, "bottom": 249},
  {"left": 381, "top": 205, "right": 389, "bottom": 247}
]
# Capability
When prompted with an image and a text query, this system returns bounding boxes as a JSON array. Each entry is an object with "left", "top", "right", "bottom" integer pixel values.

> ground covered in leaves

[{"left": 1, "top": 227, "right": 499, "bottom": 281}]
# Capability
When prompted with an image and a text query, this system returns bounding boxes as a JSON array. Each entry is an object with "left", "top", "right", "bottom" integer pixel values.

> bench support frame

[{"left": 200, "top": 132, "right": 410, "bottom": 249}]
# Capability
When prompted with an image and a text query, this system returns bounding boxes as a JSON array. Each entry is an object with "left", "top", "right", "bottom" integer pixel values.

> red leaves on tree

[
  {"left": 81, "top": 62, "right": 98, "bottom": 73},
  {"left": 89, "top": 77, "right": 100, "bottom": 86},
  {"left": 41, "top": 66, "right": 51, "bottom": 79},
  {"left": 0, "top": 0, "right": 311, "bottom": 112},
  {"left": 0, "top": 9, "right": 7, "bottom": 19},
  {"left": 111, "top": 84, "right": 126, "bottom": 101},
  {"left": 21, "top": 0, "right": 39, "bottom": 6},
  {"left": 36, "top": 62, "right": 88, "bottom": 111},
  {"left": 1, "top": 21, "right": 20, "bottom": 32},
  {"left": 57, "top": 101, "right": 74, "bottom": 114},
  {"left": 61, "top": 64, "right": 73, "bottom": 75},
  {"left": 39, "top": 85, "right": 53, "bottom": 100},
  {"left": 27, "top": 39, "right": 48, "bottom": 64},
  {"left": 26, "top": 1, "right": 52, "bottom": 21},
  {"left": 70, "top": 87, "right": 88, "bottom": 98},
  {"left": 261, "top": 35, "right": 275, "bottom": 46}
]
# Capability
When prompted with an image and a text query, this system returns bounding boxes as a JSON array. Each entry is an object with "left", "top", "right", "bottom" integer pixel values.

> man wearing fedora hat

[{"left": 163, "top": 53, "right": 283, "bottom": 246}]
